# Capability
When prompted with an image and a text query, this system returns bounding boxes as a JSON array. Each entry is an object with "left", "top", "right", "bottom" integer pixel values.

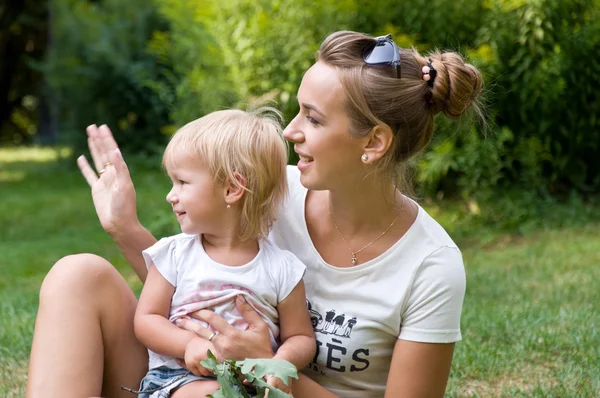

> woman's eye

[
  {"left": 306, "top": 116, "right": 320, "bottom": 126},
  {"left": 178, "top": 180, "right": 187, "bottom": 185}
]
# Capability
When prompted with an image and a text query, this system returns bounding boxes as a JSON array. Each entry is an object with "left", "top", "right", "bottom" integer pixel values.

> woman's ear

[
  {"left": 362, "top": 124, "right": 394, "bottom": 163},
  {"left": 224, "top": 172, "right": 247, "bottom": 206}
]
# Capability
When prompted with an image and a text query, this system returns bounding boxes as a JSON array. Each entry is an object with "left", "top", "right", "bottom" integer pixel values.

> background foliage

[
  {"left": 2, "top": 0, "right": 599, "bottom": 220},
  {"left": 43, "top": 0, "right": 171, "bottom": 155}
]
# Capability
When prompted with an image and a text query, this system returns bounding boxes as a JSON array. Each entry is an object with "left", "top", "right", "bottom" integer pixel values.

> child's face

[{"left": 165, "top": 155, "right": 225, "bottom": 235}]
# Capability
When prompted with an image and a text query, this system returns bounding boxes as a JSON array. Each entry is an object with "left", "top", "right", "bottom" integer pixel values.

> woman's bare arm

[
  {"left": 281, "top": 338, "right": 455, "bottom": 398},
  {"left": 291, "top": 374, "right": 339, "bottom": 398},
  {"left": 110, "top": 222, "right": 156, "bottom": 283},
  {"left": 77, "top": 124, "right": 157, "bottom": 281},
  {"left": 384, "top": 340, "right": 455, "bottom": 397}
]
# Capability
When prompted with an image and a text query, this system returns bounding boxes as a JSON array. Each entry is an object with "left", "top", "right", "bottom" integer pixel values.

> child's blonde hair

[{"left": 162, "top": 108, "right": 288, "bottom": 241}]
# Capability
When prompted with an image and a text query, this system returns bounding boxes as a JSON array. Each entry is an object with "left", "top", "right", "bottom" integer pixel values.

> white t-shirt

[
  {"left": 267, "top": 166, "right": 466, "bottom": 398},
  {"left": 142, "top": 234, "right": 306, "bottom": 370}
]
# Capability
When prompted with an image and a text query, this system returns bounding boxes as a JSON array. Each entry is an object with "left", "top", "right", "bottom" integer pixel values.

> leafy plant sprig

[{"left": 200, "top": 350, "right": 298, "bottom": 398}]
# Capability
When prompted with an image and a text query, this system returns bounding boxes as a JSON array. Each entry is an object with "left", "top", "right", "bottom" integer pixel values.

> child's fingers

[
  {"left": 197, "top": 363, "right": 213, "bottom": 377},
  {"left": 188, "top": 362, "right": 212, "bottom": 377},
  {"left": 175, "top": 358, "right": 187, "bottom": 369}
]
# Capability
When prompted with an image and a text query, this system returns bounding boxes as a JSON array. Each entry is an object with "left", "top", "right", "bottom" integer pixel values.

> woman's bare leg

[{"left": 27, "top": 254, "right": 148, "bottom": 398}]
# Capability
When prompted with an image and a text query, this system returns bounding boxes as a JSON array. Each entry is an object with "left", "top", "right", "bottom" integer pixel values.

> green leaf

[
  {"left": 239, "top": 359, "right": 298, "bottom": 384},
  {"left": 212, "top": 362, "right": 245, "bottom": 398},
  {"left": 208, "top": 389, "right": 233, "bottom": 398},
  {"left": 200, "top": 354, "right": 255, "bottom": 398},
  {"left": 230, "top": 374, "right": 253, "bottom": 398},
  {"left": 202, "top": 353, "right": 251, "bottom": 398},
  {"left": 251, "top": 377, "right": 292, "bottom": 398},
  {"left": 200, "top": 349, "right": 218, "bottom": 371}
]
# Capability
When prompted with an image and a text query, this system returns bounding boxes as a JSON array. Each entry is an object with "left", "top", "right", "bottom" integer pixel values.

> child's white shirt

[{"left": 142, "top": 233, "right": 306, "bottom": 370}]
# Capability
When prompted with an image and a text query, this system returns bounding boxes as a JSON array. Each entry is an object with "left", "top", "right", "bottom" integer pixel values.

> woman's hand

[
  {"left": 176, "top": 296, "right": 274, "bottom": 361},
  {"left": 77, "top": 124, "right": 137, "bottom": 237}
]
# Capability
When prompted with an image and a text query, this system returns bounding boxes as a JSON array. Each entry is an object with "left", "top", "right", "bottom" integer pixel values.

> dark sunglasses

[{"left": 363, "top": 34, "right": 401, "bottom": 78}]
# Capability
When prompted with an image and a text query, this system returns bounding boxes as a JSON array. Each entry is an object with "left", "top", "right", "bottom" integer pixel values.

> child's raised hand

[
  {"left": 77, "top": 124, "right": 137, "bottom": 236},
  {"left": 182, "top": 337, "right": 220, "bottom": 377},
  {"left": 265, "top": 374, "right": 293, "bottom": 397}
]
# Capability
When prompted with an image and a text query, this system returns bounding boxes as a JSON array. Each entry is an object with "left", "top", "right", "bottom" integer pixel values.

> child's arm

[
  {"left": 134, "top": 264, "right": 197, "bottom": 358},
  {"left": 274, "top": 280, "right": 316, "bottom": 370}
]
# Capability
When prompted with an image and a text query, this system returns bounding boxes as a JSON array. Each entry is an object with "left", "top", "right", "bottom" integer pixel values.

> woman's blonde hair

[
  {"left": 163, "top": 108, "right": 288, "bottom": 241},
  {"left": 317, "top": 31, "right": 483, "bottom": 189}
]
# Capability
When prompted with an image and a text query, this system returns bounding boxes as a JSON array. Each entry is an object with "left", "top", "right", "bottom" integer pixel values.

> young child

[{"left": 133, "top": 109, "right": 315, "bottom": 397}]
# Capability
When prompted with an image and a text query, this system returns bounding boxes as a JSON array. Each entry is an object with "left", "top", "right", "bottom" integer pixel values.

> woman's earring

[
  {"left": 361, "top": 154, "right": 368, "bottom": 162},
  {"left": 226, "top": 204, "right": 231, "bottom": 209}
]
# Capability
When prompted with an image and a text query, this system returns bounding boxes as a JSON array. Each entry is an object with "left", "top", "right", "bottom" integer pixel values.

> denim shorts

[{"left": 137, "top": 366, "right": 215, "bottom": 398}]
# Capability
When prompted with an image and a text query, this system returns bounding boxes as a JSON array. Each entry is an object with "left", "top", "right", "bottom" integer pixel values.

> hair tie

[{"left": 422, "top": 60, "right": 437, "bottom": 88}]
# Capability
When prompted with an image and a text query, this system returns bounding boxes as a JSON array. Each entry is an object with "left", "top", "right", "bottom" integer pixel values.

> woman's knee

[{"left": 40, "top": 253, "right": 119, "bottom": 300}]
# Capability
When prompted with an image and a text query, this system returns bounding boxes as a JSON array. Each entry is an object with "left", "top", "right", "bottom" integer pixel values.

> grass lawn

[{"left": 1, "top": 147, "right": 599, "bottom": 397}]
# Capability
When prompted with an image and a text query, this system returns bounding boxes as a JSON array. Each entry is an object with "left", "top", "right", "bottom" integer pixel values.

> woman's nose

[{"left": 283, "top": 115, "right": 304, "bottom": 143}]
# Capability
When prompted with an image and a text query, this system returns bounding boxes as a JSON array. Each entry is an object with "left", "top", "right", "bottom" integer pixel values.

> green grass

[
  {"left": 447, "top": 224, "right": 600, "bottom": 396},
  {"left": 1, "top": 147, "right": 599, "bottom": 397}
]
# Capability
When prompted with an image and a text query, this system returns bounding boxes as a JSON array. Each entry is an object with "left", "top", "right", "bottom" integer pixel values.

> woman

[{"left": 27, "top": 31, "right": 482, "bottom": 397}]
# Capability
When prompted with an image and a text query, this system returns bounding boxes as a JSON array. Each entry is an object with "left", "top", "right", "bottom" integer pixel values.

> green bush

[
  {"left": 556, "top": 18, "right": 600, "bottom": 191},
  {"left": 416, "top": 0, "right": 600, "bottom": 210},
  {"left": 143, "top": 1, "right": 235, "bottom": 132},
  {"left": 45, "top": 0, "right": 170, "bottom": 156},
  {"left": 160, "top": 0, "right": 358, "bottom": 123},
  {"left": 479, "top": 0, "right": 600, "bottom": 194},
  {"left": 43, "top": 0, "right": 600, "bottom": 202}
]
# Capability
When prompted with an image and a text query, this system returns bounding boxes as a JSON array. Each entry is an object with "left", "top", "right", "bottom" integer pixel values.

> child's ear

[{"left": 224, "top": 172, "right": 247, "bottom": 206}]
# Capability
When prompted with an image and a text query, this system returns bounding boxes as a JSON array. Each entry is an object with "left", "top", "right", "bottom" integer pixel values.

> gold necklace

[{"left": 328, "top": 197, "right": 404, "bottom": 265}]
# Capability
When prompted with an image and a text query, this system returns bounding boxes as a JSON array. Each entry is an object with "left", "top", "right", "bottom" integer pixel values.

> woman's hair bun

[{"left": 428, "top": 51, "right": 483, "bottom": 119}]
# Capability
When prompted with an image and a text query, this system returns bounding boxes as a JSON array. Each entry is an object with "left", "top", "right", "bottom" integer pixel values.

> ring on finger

[
  {"left": 98, "top": 169, "right": 106, "bottom": 176},
  {"left": 208, "top": 332, "right": 217, "bottom": 342},
  {"left": 103, "top": 161, "right": 113, "bottom": 168}
]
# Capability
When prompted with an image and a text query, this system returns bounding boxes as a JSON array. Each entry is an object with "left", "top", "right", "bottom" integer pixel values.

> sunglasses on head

[{"left": 363, "top": 34, "right": 401, "bottom": 78}]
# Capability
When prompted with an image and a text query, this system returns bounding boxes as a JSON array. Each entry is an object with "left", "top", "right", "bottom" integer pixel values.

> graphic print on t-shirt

[
  {"left": 306, "top": 300, "right": 369, "bottom": 375},
  {"left": 309, "top": 303, "right": 357, "bottom": 337}
]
